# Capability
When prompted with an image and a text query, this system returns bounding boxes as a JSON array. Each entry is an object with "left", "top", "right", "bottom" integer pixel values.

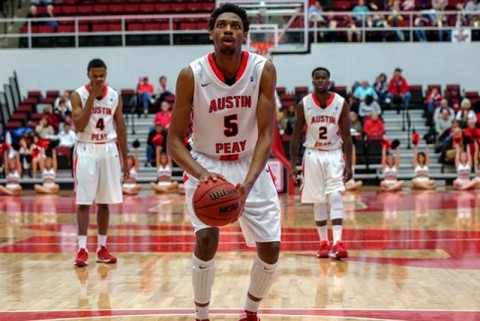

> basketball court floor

[{"left": 0, "top": 190, "right": 479, "bottom": 321}]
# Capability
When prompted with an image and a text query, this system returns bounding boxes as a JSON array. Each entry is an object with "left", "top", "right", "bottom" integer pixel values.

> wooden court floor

[{"left": 0, "top": 190, "right": 479, "bottom": 321}]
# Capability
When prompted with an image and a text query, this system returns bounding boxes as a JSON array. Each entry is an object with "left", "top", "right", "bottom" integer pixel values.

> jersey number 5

[
  {"left": 318, "top": 126, "right": 327, "bottom": 140},
  {"left": 224, "top": 115, "right": 238, "bottom": 137},
  {"left": 96, "top": 118, "right": 105, "bottom": 131}
]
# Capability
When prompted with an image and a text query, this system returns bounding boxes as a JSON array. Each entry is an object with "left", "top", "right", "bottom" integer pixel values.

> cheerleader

[
  {"left": 3, "top": 152, "right": 22, "bottom": 195},
  {"left": 453, "top": 143, "right": 476, "bottom": 190},
  {"left": 34, "top": 149, "right": 60, "bottom": 194},
  {"left": 411, "top": 144, "right": 436, "bottom": 190},
  {"left": 150, "top": 148, "right": 179, "bottom": 193},
  {"left": 122, "top": 146, "right": 142, "bottom": 195},
  {"left": 380, "top": 143, "right": 404, "bottom": 191}
]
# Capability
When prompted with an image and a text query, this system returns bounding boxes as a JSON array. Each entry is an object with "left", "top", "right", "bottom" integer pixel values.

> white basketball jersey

[
  {"left": 414, "top": 165, "right": 429, "bottom": 178},
  {"left": 42, "top": 168, "right": 56, "bottom": 181},
  {"left": 302, "top": 92, "right": 344, "bottom": 150},
  {"left": 190, "top": 51, "right": 265, "bottom": 159},
  {"left": 75, "top": 85, "right": 118, "bottom": 144}
]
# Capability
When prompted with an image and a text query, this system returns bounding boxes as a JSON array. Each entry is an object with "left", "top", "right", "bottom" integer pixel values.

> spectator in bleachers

[
  {"left": 43, "top": 4, "right": 58, "bottom": 29},
  {"left": 284, "top": 104, "right": 296, "bottom": 136},
  {"left": 4, "top": 152, "right": 22, "bottom": 195},
  {"left": 425, "top": 87, "right": 443, "bottom": 115},
  {"left": 432, "top": 0, "right": 450, "bottom": 41},
  {"left": 359, "top": 94, "right": 382, "bottom": 119},
  {"left": 465, "top": 0, "right": 480, "bottom": 20},
  {"left": 434, "top": 108, "right": 455, "bottom": 151},
  {"left": 387, "top": 0, "right": 406, "bottom": 41},
  {"left": 54, "top": 91, "right": 72, "bottom": 111},
  {"left": 150, "top": 150, "right": 179, "bottom": 193},
  {"left": 439, "top": 119, "right": 462, "bottom": 163},
  {"left": 455, "top": 98, "right": 476, "bottom": 128},
  {"left": 363, "top": 111, "right": 384, "bottom": 139},
  {"left": 453, "top": 143, "right": 476, "bottom": 190},
  {"left": 35, "top": 116, "right": 55, "bottom": 140},
  {"left": 26, "top": 5, "right": 41, "bottom": 26},
  {"left": 153, "top": 76, "right": 173, "bottom": 106},
  {"left": 386, "top": 68, "right": 411, "bottom": 112},
  {"left": 146, "top": 121, "right": 166, "bottom": 167},
  {"left": 154, "top": 102, "right": 172, "bottom": 130},
  {"left": 411, "top": 144, "right": 436, "bottom": 190},
  {"left": 54, "top": 98, "right": 72, "bottom": 121},
  {"left": 347, "top": 0, "right": 370, "bottom": 42},
  {"left": 137, "top": 76, "right": 155, "bottom": 117},
  {"left": 374, "top": 72, "right": 389, "bottom": 105},
  {"left": 353, "top": 80, "right": 378, "bottom": 102},
  {"left": 122, "top": 146, "right": 142, "bottom": 195},
  {"left": 57, "top": 123, "right": 77, "bottom": 149},
  {"left": 350, "top": 111, "right": 363, "bottom": 137},
  {"left": 34, "top": 150, "right": 59, "bottom": 194},
  {"left": 380, "top": 142, "right": 404, "bottom": 191},
  {"left": 42, "top": 105, "right": 59, "bottom": 133}
]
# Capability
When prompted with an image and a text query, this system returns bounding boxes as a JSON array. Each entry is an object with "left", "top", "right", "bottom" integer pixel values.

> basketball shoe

[
  {"left": 239, "top": 310, "right": 260, "bottom": 321},
  {"left": 316, "top": 240, "right": 331, "bottom": 258},
  {"left": 75, "top": 248, "right": 89, "bottom": 267},
  {"left": 329, "top": 241, "right": 348, "bottom": 259},
  {"left": 96, "top": 246, "right": 117, "bottom": 264}
]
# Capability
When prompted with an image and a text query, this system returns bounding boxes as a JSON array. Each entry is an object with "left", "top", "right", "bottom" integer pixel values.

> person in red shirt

[
  {"left": 363, "top": 111, "right": 385, "bottom": 140},
  {"left": 386, "top": 68, "right": 411, "bottom": 112},
  {"left": 153, "top": 101, "right": 172, "bottom": 130},
  {"left": 137, "top": 76, "right": 155, "bottom": 117}
]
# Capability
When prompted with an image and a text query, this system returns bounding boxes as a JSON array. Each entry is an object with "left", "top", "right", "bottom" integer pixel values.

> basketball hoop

[{"left": 250, "top": 42, "right": 274, "bottom": 56}]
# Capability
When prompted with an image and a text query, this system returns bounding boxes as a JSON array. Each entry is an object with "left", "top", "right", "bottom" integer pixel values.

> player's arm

[
  {"left": 289, "top": 100, "right": 305, "bottom": 183},
  {"left": 340, "top": 100, "right": 353, "bottom": 183},
  {"left": 114, "top": 94, "right": 129, "bottom": 181},
  {"left": 167, "top": 66, "right": 211, "bottom": 180},
  {"left": 240, "top": 60, "right": 277, "bottom": 195}
]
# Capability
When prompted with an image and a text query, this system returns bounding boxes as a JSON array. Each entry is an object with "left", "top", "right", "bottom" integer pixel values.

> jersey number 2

[
  {"left": 224, "top": 115, "right": 238, "bottom": 137},
  {"left": 318, "top": 126, "right": 327, "bottom": 140}
]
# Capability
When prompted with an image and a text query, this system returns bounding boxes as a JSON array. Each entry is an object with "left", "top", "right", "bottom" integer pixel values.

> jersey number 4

[{"left": 96, "top": 118, "right": 105, "bottom": 131}]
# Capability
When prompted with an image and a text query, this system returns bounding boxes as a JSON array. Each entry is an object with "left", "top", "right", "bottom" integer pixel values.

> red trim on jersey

[
  {"left": 219, "top": 154, "right": 239, "bottom": 161},
  {"left": 312, "top": 92, "right": 336, "bottom": 109},
  {"left": 73, "top": 154, "right": 78, "bottom": 191},
  {"left": 182, "top": 174, "right": 188, "bottom": 183},
  {"left": 84, "top": 84, "right": 108, "bottom": 100},
  {"left": 207, "top": 51, "right": 250, "bottom": 84}
]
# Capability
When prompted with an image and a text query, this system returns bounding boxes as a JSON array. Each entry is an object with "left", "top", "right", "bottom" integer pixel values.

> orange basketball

[{"left": 193, "top": 179, "right": 242, "bottom": 227}]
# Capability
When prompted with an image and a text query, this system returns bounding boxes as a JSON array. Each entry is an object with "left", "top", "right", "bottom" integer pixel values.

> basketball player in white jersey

[
  {"left": 71, "top": 58, "right": 129, "bottom": 267},
  {"left": 289, "top": 67, "right": 352, "bottom": 260},
  {"left": 167, "top": 4, "right": 280, "bottom": 321}
]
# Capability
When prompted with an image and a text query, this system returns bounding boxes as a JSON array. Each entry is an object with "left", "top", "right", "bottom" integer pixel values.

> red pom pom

[
  {"left": 31, "top": 147, "right": 40, "bottom": 158},
  {"left": 382, "top": 138, "right": 391, "bottom": 149},
  {"left": 38, "top": 139, "right": 50, "bottom": 149},
  {"left": 152, "top": 134, "right": 164, "bottom": 146},
  {"left": 2, "top": 142, "right": 10, "bottom": 151},
  {"left": 454, "top": 134, "right": 462, "bottom": 145},
  {"left": 412, "top": 133, "right": 420, "bottom": 145}
]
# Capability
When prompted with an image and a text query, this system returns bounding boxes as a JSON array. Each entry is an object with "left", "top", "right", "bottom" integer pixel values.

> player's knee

[
  {"left": 257, "top": 241, "right": 280, "bottom": 264},
  {"left": 328, "top": 191, "right": 343, "bottom": 211},
  {"left": 195, "top": 228, "right": 219, "bottom": 253}
]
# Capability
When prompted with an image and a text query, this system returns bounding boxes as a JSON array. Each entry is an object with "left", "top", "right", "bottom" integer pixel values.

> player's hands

[
  {"left": 343, "top": 166, "right": 353, "bottom": 184},
  {"left": 233, "top": 182, "right": 252, "bottom": 220},
  {"left": 197, "top": 171, "right": 225, "bottom": 185},
  {"left": 289, "top": 167, "right": 298, "bottom": 184},
  {"left": 89, "top": 79, "right": 104, "bottom": 99}
]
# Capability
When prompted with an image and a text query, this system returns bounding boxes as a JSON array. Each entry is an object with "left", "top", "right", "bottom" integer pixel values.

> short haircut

[
  {"left": 311, "top": 67, "right": 330, "bottom": 79},
  {"left": 209, "top": 2, "right": 249, "bottom": 32},
  {"left": 87, "top": 58, "right": 107, "bottom": 72}
]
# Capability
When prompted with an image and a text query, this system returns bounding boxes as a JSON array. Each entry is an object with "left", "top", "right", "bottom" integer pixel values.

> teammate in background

[
  {"left": 149, "top": 150, "right": 179, "bottom": 193},
  {"left": 380, "top": 143, "right": 404, "bottom": 191},
  {"left": 1, "top": 153, "right": 22, "bottom": 196},
  {"left": 289, "top": 67, "right": 353, "bottom": 260},
  {"left": 411, "top": 144, "right": 436, "bottom": 190},
  {"left": 167, "top": 4, "right": 281, "bottom": 321},
  {"left": 345, "top": 143, "right": 363, "bottom": 191},
  {"left": 122, "top": 146, "right": 142, "bottom": 195},
  {"left": 34, "top": 150, "right": 60, "bottom": 194},
  {"left": 453, "top": 143, "right": 476, "bottom": 190},
  {"left": 71, "top": 58, "right": 129, "bottom": 267}
]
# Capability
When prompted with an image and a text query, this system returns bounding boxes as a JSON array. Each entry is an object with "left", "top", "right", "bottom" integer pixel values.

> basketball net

[{"left": 250, "top": 42, "right": 274, "bottom": 57}]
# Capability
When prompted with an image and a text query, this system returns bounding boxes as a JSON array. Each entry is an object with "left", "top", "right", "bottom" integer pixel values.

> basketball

[{"left": 193, "top": 179, "right": 242, "bottom": 227}]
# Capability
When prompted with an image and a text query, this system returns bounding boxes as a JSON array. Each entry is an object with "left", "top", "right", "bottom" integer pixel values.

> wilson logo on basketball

[{"left": 208, "top": 188, "right": 239, "bottom": 201}]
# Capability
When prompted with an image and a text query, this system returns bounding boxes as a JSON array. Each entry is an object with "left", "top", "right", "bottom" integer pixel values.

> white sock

[
  {"left": 314, "top": 203, "right": 329, "bottom": 241},
  {"left": 245, "top": 256, "right": 279, "bottom": 312},
  {"left": 78, "top": 235, "right": 87, "bottom": 249},
  {"left": 192, "top": 255, "right": 215, "bottom": 320},
  {"left": 332, "top": 225, "right": 342, "bottom": 244},
  {"left": 316, "top": 226, "right": 329, "bottom": 242},
  {"left": 98, "top": 235, "right": 107, "bottom": 247}
]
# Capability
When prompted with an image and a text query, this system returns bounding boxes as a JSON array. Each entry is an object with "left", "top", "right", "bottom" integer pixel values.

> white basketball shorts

[
  {"left": 300, "top": 148, "right": 345, "bottom": 203},
  {"left": 74, "top": 141, "right": 123, "bottom": 205},
  {"left": 184, "top": 152, "right": 281, "bottom": 247}
]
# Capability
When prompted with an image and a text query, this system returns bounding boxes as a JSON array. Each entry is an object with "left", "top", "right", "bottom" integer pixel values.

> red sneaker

[
  {"left": 96, "top": 246, "right": 117, "bottom": 264},
  {"left": 316, "top": 240, "right": 331, "bottom": 258},
  {"left": 329, "top": 241, "right": 348, "bottom": 259},
  {"left": 75, "top": 248, "right": 89, "bottom": 267},
  {"left": 239, "top": 310, "right": 260, "bottom": 321}
]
